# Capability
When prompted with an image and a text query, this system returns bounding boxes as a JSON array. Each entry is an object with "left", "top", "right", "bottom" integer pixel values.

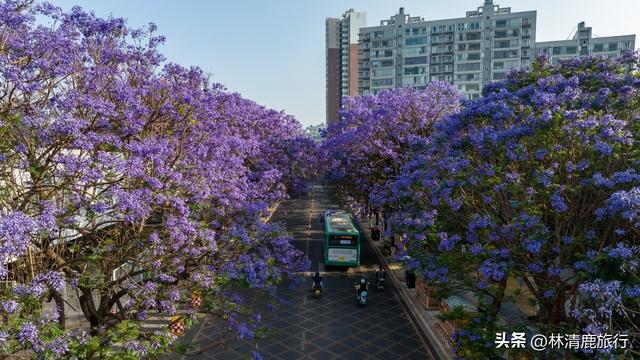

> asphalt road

[{"left": 166, "top": 184, "right": 433, "bottom": 359}]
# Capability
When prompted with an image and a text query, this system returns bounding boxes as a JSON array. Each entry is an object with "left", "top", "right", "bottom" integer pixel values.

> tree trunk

[
  {"left": 51, "top": 290, "right": 66, "bottom": 328},
  {"left": 550, "top": 290, "right": 567, "bottom": 323},
  {"left": 78, "top": 288, "right": 101, "bottom": 332}
]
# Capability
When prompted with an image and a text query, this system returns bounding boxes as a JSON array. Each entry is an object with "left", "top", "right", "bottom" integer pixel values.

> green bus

[{"left": 322, "top": 209, "right": 361, "bottom": 267}]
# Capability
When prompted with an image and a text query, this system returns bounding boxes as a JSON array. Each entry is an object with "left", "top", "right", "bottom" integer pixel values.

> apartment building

[
  {"left": 536, "top": 21, "right": 635, "bottom": 63},
  {"left": 326, "top": 9, "right": 366, "bottom": 125},
  {"left": 358, "top": 1, "right": 536, "bottom": 99},
  {"left": 330, "top": 1, "right": 636, "bottom": 103}
]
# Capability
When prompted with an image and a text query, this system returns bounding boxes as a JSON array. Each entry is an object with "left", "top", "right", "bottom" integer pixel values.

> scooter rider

[
  {"left": 356, "top": 278, "right": 368, "bottom": 299},
  {"left": 312, "top": 271, "right": 324, "bottom": 290}
]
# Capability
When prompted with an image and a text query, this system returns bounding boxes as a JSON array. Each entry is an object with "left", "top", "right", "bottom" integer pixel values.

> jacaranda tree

[
  {"left": 321, "top": 83, "right": 462, "bottom": 216},
  {"left": 0, "top": 1, "right": 314, "bottom": 358},
  {"left": 393, "top": 53, "right": 640, "bottom": 358}
]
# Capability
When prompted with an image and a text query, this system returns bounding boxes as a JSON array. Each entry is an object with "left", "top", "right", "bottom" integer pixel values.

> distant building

[
  {"left": 357, "top": 1, "right": 536, "bottom": 99},
  {"left": 326, "top": 9, "right": 366, "bottom": 126},
  {"left": 329, "top": 0, "right": 636, "bottom": 101},
  {"left": 536, "top": 22, "right": 635, "bottom": 64},
  {"left": 305, "top": 124, "right": 326, "bottom": 143}
]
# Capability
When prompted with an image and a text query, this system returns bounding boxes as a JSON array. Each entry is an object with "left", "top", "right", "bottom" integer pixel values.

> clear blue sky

[{"left": 50, "top": 0, "right": 640, "bottom": 127}]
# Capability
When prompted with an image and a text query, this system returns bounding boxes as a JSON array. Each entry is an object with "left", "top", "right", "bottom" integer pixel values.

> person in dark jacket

[
  {"left": 356, "top": 278, "right": 368, "bottom": 299},
  {"left": 312, "top": 271, "right": 324, "bottom": 290}
]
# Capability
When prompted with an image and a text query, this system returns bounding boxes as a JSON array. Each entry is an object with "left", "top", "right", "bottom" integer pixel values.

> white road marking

[{"left": 301, "top": 330, "right": 307, "bottom": 351}]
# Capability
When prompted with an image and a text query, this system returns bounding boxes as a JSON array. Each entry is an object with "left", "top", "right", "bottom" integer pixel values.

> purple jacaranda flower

[
  {"left": 46, "top": 338, "right": 69, "bottom": 356},
  {"left": 1, "top": 300, "right": 18, "bottom": 314},
  {"left": 17, "top": 322, "right": 38, "bottom": 345},
  {"left": 551, "top": 191, "right": 568, "bottom": 213}
]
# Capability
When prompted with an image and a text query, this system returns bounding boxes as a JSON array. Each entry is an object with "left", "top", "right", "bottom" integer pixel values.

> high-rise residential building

[
  {"left": 536, "top": 22, "right": 635, "bottom": 63},
  {"left": 326, "top": 9, "right": 366, "bottom": 125},
  {"left": 358, "top": 1, "right": 536, "bottom": 99},
  {"left": 332, "top": 1, "right": 636, "bottom": 104}
]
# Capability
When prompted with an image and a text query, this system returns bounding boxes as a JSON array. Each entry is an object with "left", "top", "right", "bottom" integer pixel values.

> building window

[
  {"left": 405, "top": 37, "right": 428, "bottom": 46},
  {"left": 493, "top": 50, "right": 519, "bottom": 59},
  {"left": 405, "top": 56, "right": 428, "bottom": 65},
  {"left": 372, "top": 78, "right": 393, "bottom": 86},
  {"left": 405, "top": 27, "right": 427, "bottom": 36},
  {"left": 456, "top": 73, "right": 480, "bottom": 82},
  {"left": 466, "top": 84, "right": 480, "bottom": 91},
  {"left": 553, "top": 47, "right": 562, "bottom": 55},
  {"left": 456, "top": 62, "right": 481, "bottom": 72},
  {"left": 372, "top": 40, "right": 393, "bottom": 48},
  {"left": 465, "top": 32, "right": 481, "bottom": 41},
  {"left": 371, "top": 60, "right": 394, "bottom": 68},
  {"left": 372, "top": 68, "right": 394, "bottom": 77},
  {"left": 404, "top": 46, "right": 429, "bottom": 56},
  {"left": 468, "top": 43, "right": 481, "bottom": 51},
  {"left": 467, "top": 53, "right": 481, "bottom": 61},
  {"left": 565, "top": 46, "right": 577, "bottom": 54},
  {"left": 372, "top": 50, "right": 393, "bottom": 58},
  {"left": 495, "top": 40, "right": 511, "bottom": 49},
  {"left": 494, "top": 19, "right": 507, "bottom": 28},
  {"left": 494, "top": 30, "right": 507, "bottom": 39},
  {"left": 593, "top": 43, "right": 604, "bottom": 52},
  {"left": 493, "top": 72, "right": 506, "bottom": 80},
  {"left": 404, "top": 66, "right": 428, "bottom": 75},
  {"left": 608, "top": 42, "right": 618, "bottom": 51}
]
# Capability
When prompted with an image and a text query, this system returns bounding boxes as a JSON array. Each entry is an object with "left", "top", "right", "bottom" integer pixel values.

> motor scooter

[
  {"left": 355, "top": 283, "right": 368, "bottom": 307},
  {"left": 312, "top": 283, "right": 322, "bottom": 298}
]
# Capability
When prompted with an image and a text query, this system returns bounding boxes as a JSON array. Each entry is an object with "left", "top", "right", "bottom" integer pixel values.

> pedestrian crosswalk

[
  {"left": 298, "top": 263, "right": 380, "bottom": 278},
  {"left": 140, "top": 310, "right": 194, "bottom": 334}
]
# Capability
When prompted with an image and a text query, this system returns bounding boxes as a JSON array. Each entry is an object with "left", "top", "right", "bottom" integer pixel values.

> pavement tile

[
  {"left": 328, "top": 342, "right": 353, "bottom": 355},
  {"left": 365, "top": 343, "right": 384, "bottom": 355},
  {"left": 278, "top": 349, "right": 305, "bottom": 360},
  {"left": 309, "top": 349, "right": 339, "bottom": 360},
  {"left": 375, "top": 350, "right": 400, "bottom": 360},
  {"left": 301, "top": 342, "right": 321, "bottom": 355},
  {"left": 206, "top": 350, "right": 239, "bottom": 360},
  {"left": 308, "top": 336, "right": 333, "bottom": 348},
  {"left": 405, "top": 350, "right": 433, "bottom": 360},
  {"left": 264, "top": 342, "right": 288, "bottom": 355},
  {"left": 343, "top": 349, "right": 367, "bottom": 360}
]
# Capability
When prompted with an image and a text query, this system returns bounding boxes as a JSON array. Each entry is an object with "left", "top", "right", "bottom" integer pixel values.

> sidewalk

[{"left": 355, "top": 215, "right": 456, "bottom": 360}]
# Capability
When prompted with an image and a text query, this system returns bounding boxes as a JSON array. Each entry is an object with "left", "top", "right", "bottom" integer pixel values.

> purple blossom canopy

[{"left": 0, "top": 1, "right": 316, "bottom": 357}]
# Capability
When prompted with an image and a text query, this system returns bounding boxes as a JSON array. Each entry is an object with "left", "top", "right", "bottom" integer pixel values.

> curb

[{"left": 354, "top": 216, "right": 455, "bottom": 360}]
